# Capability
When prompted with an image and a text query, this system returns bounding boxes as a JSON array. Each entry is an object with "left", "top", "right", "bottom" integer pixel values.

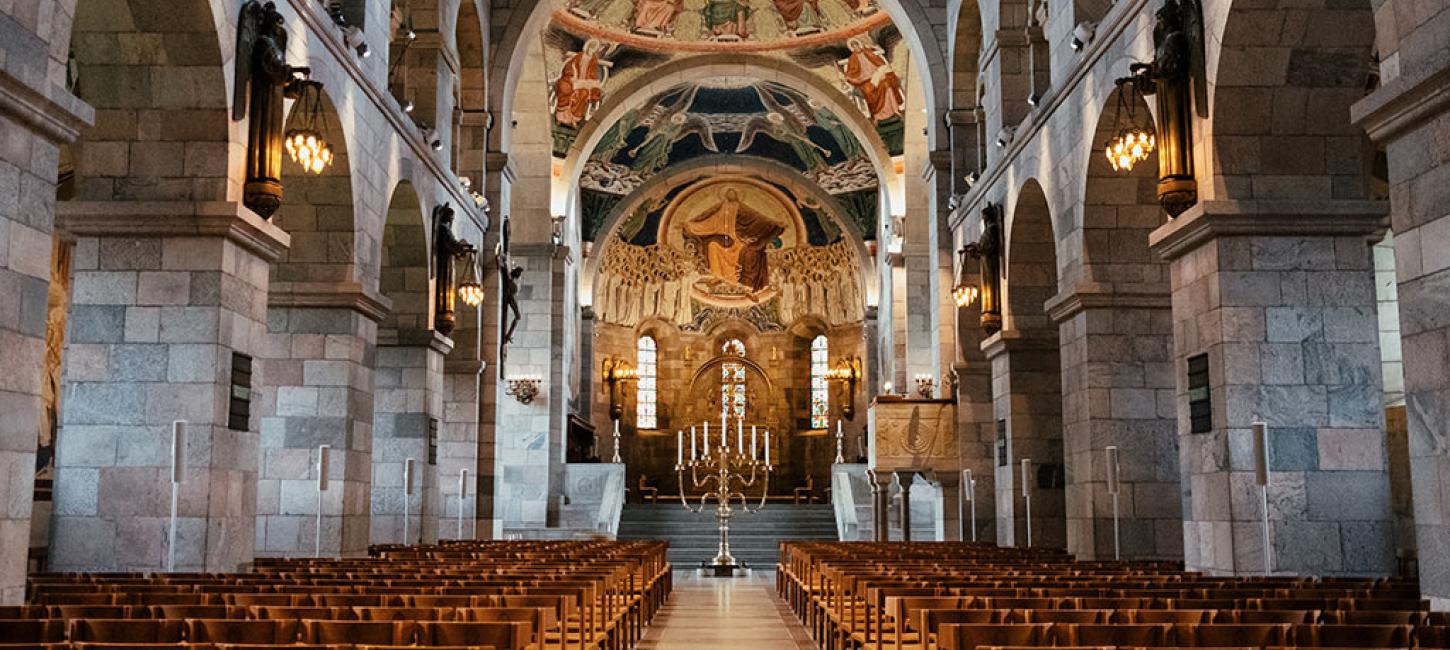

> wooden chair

[
  {"left": 69, "top": 620, "right": 185, "bottom": 643},
  {"left": 423, "top": 621, "right": 531, "bottom": 650},
  {"left": 0, "top": 620, "right": 67, "bottom": 643},
  {"left": 794, "top": 475, "right": 817, "bottom": 504},
  {"left": 186, "top": 619, "right": 302, "bottom": 644},
  {"left": 637, "top": 475, "right": 658, "bottom": 504}
]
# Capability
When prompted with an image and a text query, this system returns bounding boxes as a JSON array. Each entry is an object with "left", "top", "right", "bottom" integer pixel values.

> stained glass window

[
  {"left": 636, "top": 336, "right": 657, "bottom": 429},
  {"left": 721, "top": 339, "right": 746, "bottom": 421},
  {"left": 810, "top": 335, "right": 829, "bottom": 429}
]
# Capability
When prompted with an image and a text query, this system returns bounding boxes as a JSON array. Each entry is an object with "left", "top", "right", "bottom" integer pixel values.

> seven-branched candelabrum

[{"left": 675, "top": 422, "right": 772, "bottom": 568}]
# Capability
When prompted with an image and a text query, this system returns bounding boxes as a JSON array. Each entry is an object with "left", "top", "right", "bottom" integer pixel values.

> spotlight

[
  {"left": 1071, "top": 21, "right": 1097, "bottom": 52},
  {"left": 357, "top": 43, "right": 371, "bottom": 58},
  {"left": 964, "top": 172, "right": 978, "bottom": 188},
  {"left": 1027, "top": 92, "right": 1040, "bottom": 107},
  {"left": 995, "top": 126, "right": 1014, "bottom": 148},
  {"left": 403, "top": 98, "right": 415, "bottom": 113},
  {"left": 406, "top": 29, "right": 418, "bottom": 41}
]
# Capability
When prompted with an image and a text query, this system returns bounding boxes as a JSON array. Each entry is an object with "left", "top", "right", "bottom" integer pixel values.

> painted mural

[
  {"left": 543, "top": 8, "right": 909, "bottom": 158},
  {"left": 577, "top": 79, "right": 881, "bottom": 241},
  {"left": 594, "top": 175, "right": 864, "bottom": 330}
]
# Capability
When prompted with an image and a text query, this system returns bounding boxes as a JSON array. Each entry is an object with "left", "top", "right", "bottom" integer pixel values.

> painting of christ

[
  {"left": 632, "top": 0, "right": 682, "bottom": 35},
  {"left": 683, "top": 188, "right": 784, "bottom": 292}
]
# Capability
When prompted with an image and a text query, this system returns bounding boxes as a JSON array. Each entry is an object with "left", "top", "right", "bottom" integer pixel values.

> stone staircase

[{"left": 616, "top": 503, "right": 838, "bottom": 569}]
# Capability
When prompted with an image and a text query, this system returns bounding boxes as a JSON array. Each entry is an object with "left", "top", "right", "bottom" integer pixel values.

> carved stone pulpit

[{"left": 865, "top": 396, "right": 963, "bottom": 541}]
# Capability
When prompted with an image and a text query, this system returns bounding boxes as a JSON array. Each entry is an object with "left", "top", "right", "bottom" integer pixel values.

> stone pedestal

[
  {"left": 1047, "top": 287, "right": 1182, "bottom": 560},
  {"left": 1355, "top": 66, "right": 1450, "bottom": 605},
  {"left": 50, "top": 201, "right": 287, "bottom": 572},
  {"left": 371, "top": 330, "right": 450, "bottom": 545},
  {"left": 257, "top": 283, "right": 385, "bottom": 557},
  {"left": 983, "top": 331, "right": 1067, "bottom": 548},
  {"left": 1150, "top": 201, "right": 1395, "bottom": 576}
]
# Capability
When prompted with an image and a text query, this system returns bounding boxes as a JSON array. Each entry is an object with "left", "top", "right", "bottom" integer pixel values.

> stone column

[
  {"left": 51, "top": 201, "right": 287, "bottom": 572},
  {"left": 439, "top": 329, "right": 483, "bottom": 540},
  {"left": 895, "top": 471, "right": 913, "bottom": 541},
  {"left": 477, "top": 152, "right": 511, "bottom": 540},
  {"left": 1149, "top": 202, "right": 1395, "bottom": 576},
  {"left": 256, "top": 283, "right": 383, "bottom": 557},
  {"left": 936, "top": 471, "right": 962, "bottom": 541},
  {"left": 1355, "top": 55, "right": 1450, "bottom": 610},
  {"left": 1047, "top": 287, "right": 1182, "bottom": 560},
  {"left": 371, "top": 331, "right": 450, "bottom": 544},
  {"left": 947, "top": 110, "right": 981, "bottom": 199},
  {"left": 0, "top": 61, "right": 89, "bottom": 603},
  {"left": 868, "top": 470, "right": 891, "bottom": 541},
  {"left": 984, "top": 331, "right": 1066, "bottom": 548},
  {"left": 1025, "top": 25, "right": 1050, "bottom": 106},
  {"left": 496, "top": 245, "right": 561, "bottom": 529}
]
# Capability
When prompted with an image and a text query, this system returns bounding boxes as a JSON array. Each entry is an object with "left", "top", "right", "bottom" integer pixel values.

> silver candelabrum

[{"left": 675, "top": 422, "right": 772, "bottom": 569}]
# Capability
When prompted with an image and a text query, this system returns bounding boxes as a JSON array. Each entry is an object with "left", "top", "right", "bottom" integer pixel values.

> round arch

[
  {"left": 272, "top": 85, "right": 360, "bottom": 285},
  {"left": 579, "top": 156, "right": 879, "bottom": 311},
  {"left": 561, "top": 55, "right": 903, "bottom": 215},
  {"left": 1004, "top": 177, "right": 1056, "bottom": 333},
  {"left": 487, "top": 0, "right": 952, "bottom": 152},
  {"left": 379, "top": 178, "right": 435, "bottom": 335}
]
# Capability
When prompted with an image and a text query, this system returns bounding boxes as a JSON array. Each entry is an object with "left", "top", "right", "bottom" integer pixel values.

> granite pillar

[
  {"left": 984, "top": 330, "right": 1066, "bottom": 548},
  {"left": 0, "top": 60, "right": 90, "bottom": 603},
  {"left": 1355, "top": 62, "right": 1450, "bottom": 605},
  {"left": 1048, "top": 289, "right": 1182, "bottom": 560},
  {"left": 371, "top": 331, "right": 450, "bottom": 544},
  {"left": 1150, "top": 201, "right": 1396, "bottom": 576},
  {"left": 256, "top": 283, "right": 383, "bottom": 557},
  {"left": 50, "top": 201, "right": 287, "bottom": 573}
]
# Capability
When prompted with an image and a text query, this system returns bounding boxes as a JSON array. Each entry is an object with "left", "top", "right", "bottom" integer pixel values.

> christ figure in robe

[
  {"left": 838, "top": 37, "right": 904, "bottom": 123},
  {"left": 683, "top": 189, "right": 784, "bottom": 292}
]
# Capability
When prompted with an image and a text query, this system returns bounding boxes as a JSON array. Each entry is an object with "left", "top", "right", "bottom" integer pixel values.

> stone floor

[{"left": 637, "top": 570, "right": 817, "bottom": 649}]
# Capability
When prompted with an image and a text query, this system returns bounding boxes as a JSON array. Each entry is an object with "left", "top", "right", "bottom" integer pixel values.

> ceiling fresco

[
  {"left": 544, "top": 18, "right": 909, "bottom": 158},
  {"left": 578, "top": 79, "right": 882, "bottom": 241},
  {"left": 593, "top": 174, "right": 865, "bottom": 331}
]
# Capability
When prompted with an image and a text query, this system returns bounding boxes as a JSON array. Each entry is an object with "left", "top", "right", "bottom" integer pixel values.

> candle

[
  {"left": 837, "top": 420, "right": 843, "bottom": 436},
  {"left": 614, "top": 419, "right": 620, "bottom": 434},
  {"left": 690, "top": 426, "right": 697, "bottom": 461},
  {"left": 677, "top": 430, "right": 683, "bottom": 465},
  {"left": 751, "top": 425, "right": 758, "bottom": 460},
  {"left": 764, "top": 430, "right": 771, "bottom": 466},
  {"left": 703, "top": 425, "right": 709, "bottom": 456},
  {"left": 737, "top": 418, "right": 744, "bottom": 454},
  {"left": 721, "top": 411, "right": 726, "bottom": 445}
]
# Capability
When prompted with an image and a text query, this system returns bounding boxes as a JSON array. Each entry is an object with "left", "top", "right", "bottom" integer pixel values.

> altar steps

[{"left": 616, "top": 503, "right": 838, "bottom": 569}]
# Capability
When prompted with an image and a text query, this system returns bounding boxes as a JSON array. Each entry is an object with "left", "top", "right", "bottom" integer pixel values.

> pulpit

[{"left": 863, "top": 396, "right": 962, "bottom": 541}]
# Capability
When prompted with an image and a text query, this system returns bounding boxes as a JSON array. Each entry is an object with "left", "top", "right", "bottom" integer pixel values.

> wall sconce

[
  {"left": 235, "top": 0, "right": 314, "bottom": 219},
  {"left": 506, "top": 376, "right": 541, "bottom": 404},
  {"left": 914, "top": 374, "right": 936, "bottom": 399},
  {"left": 827, "top": 357, "right": 862, "bottom": 420},
  {"left": 961, "top": 204, "right": 1003, "bottom": 333},
  {"left": 602, "top": 357, "right": 637, "bottom": 420},
  {"left": 1114, "top": 0, "right": 1206, "bottom": 218}
]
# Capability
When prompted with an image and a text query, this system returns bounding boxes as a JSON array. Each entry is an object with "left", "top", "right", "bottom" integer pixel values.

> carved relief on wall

[{"left": 594, "top": 174, "right": 864, "bottom": 329}]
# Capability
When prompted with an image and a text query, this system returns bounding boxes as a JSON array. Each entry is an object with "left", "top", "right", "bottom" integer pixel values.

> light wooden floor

[{"left": 637, "top": 570, "right": 817, "bottom": 649}]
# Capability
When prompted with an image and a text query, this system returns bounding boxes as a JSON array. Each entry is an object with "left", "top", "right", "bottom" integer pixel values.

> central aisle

[{"left": 637, "top": 571, "right": 817, "bottom": 649}]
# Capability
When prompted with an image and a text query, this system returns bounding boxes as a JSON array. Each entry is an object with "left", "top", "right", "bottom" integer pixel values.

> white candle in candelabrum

[
  {"left": 614, "top": 419, "right": 620, "bottom": 434},
  {"left": 703, "top": 423, "right": 709, "bottom": 457},
  {"left": 737, "top": 418, "right": 743, "bottom": 454},
  {"left": 751, "top": 425, "right": 757, "bottom": 460},
  {"left": 677, "top": 430, "right": 683, "bottom": 465},
  {"left": 765, "top": 430, "right": 771, "bottom": 465},
  {"left": 690, "top": 426, "right": 697, "bottom": 461}
]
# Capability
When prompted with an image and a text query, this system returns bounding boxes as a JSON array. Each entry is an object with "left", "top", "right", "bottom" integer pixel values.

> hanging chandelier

[
  {"left": 284, "top": 81, "right": 335, "bottom": 174},
  {"left": 1105, "top": 79, "right": 1155, "bottom": 173},
  {"left": 952, "top": 245, "right": 979, "bottom": 308},
  {"left": 457, "top": 246, "right": 483, "bottom": 307}
]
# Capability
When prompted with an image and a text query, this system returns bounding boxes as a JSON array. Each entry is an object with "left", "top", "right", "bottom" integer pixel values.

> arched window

[
  {"left": 636, "top": 336, "right": 658, "bottom": 429},
  {"left": 721, "top": 339, "right": 746, "bottom": 421},
  {"left": 810, "top": 335, "right": 829, "bottom": 429}
]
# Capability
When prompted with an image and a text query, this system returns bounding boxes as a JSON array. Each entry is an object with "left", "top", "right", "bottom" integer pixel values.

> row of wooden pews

[
  {"left": 2, "top": 540, "right": 671, "bottom": 650},
  {"left": 777, "top": 542, "right": 1450, "bottom": 650}
]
